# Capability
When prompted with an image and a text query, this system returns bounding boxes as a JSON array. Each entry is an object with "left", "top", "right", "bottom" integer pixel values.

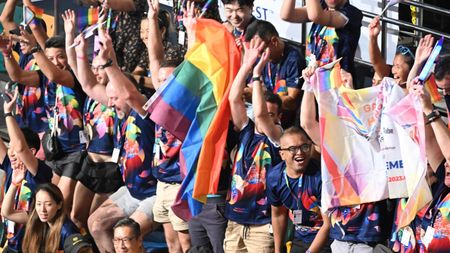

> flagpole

[{"left": 53, "top": 0, "right": 59, "bottom": 36}]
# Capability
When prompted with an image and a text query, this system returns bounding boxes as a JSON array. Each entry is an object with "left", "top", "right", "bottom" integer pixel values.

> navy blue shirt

[
  {"left": 114, "top": 110, "right": 157, "bottom": 200},
  {"left": 267, "top": 159, "right": 323, "bottom": 243},
  {"left": 225, "top": 120, "right": 281, "bottom": 225},
  {"left": 60, "top": 218, "right": 81, "bottom": 250},
  {"left": 0, "top": 156, "right": 53, "bottom": 252},
  {"left": 262, "top": 44, "right": 305, "bottom": 96},
  {"left": 152, "top": 125, "right": 182, "bottom": 183}
]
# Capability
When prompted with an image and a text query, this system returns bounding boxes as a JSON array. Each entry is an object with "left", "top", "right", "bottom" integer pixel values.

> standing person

[
  {"left": 113, "top": 218, "right": 145, "bottom": 253},
  {"left": 280, "top": 0, "right": 362, "bottom": 86},
  {"left": 244, "top": 20, "right": 305, "bottom": 128},
  {"left": 2, "top": 31, "right": 87, "bottom": 213},
  {"left": 224, "top": 39, "right": 283, "bottom": 252},
  {"left": 434, "top": 55, "right": 450, "bottom": 95},
  {"left": 0, "top": 0, "right": 49, "bottom": 160},
  {"left": 87, "top": 31, "right": 157, "bottom": 253},
  {"left": 0, "top": 89, "right": 53, "bottom": 253},
  {"left": 145, "top": 1, "right": 191, "bottom": 252},
  {"left": 221, "top": 0, "right": 256, "bottom": 48},
  {"left": 368, "top": 16, "right": 416, "bottom": 88},
  {"left": 300, "top": 67, "right": 393, "bottom": 253},
  {"left": 267, "top": 127, "right": 331, "bottom": 253}
]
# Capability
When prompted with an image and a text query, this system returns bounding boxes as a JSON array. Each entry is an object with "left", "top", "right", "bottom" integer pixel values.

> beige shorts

[
  {"left": 223, "top": 220, "right": 274, "bottom": 253},
  {"left": 152, "top": 181, "right": 189, "bottom": 231}
]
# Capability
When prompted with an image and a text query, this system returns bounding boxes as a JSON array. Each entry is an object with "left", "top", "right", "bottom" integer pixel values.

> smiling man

[{"left": 267, "top": 127, "right": 331, "bottom": 253}]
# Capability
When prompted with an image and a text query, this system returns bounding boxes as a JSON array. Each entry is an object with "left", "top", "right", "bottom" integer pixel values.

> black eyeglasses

[
  {"left": 397, "top": 45, "right": 415, "bottom": 60},
  {"left": 113, "top": 236, "right": 136, "bottom": 245},
  {"left": 280, "top": 144, "right": 311, "bottom": 154}
]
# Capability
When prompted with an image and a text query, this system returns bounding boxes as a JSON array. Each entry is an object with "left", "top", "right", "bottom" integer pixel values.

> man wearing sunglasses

[{"left": 267, "top": 127, "right": 331, "bottom": 253}]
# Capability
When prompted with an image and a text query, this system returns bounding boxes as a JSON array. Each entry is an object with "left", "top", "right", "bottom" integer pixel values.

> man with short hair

[
  {"left": 244, "top": 20, "right": 305, "bottom": 127},
  {"left": 267, "top": 127, "right": 331, "bottom": 253},
  {"left": 222, "top": 0, "right": 256, "bottom": 46},
  {"left": 113, "top": 218, "right": 145, "bottom": 253},
  {"left": 225, "top": 38, "right": 283, "bottom": 253},
  {"left": 435, "top": 55, "right": 450, "bottom": 95}
]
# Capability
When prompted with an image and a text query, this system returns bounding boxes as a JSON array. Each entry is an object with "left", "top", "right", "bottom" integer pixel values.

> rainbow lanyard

[
  {"left": 283, "top": 169, "right": 303, "bottom": 211},
  {"left": 267, "top": 62, "right": 280, "bottom": 91}
]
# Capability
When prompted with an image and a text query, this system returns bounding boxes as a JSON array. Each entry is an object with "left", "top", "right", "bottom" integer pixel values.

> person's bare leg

[
  {"left": 88, "top": 199, "right": 126, "bottom": 253},
  {"left": 178, "top": 230, "right": 191, "bottom": 253},
  {"left": 90, "top": 193, "right": 109, "bottom": 214},
  {"left": 162, "top": 222, "right": 182, "bottom": 253},
  {"left": 71, "top": 182, "right": 94, "bottom": 233},
  {"left": 57, "top": 176, "right": 76, "bottom": 214}
]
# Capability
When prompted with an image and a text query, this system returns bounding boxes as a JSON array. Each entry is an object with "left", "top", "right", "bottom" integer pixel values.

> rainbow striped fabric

[
  {"left": 78, "top": 7, "right": 99, "bottom": 32},
  {"left": 27, "top": 4, "right": 44, "bottom": 19},
  {"left": 146, "top": 18, "right": 241, "bottom": 220}
]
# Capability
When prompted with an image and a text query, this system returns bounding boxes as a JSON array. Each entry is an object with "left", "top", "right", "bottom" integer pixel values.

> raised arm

[
  {"left": 1, "top": 165, "right": 29, "bottom": 224},
  {"left": 253, "top": 47, "right": 283, "bottom": 143},
  {"left": 2, "top": 38, "right": 40, "bottom": 86},
  {"left": 407, "top": 35, "right": 434, "bottom": 88},
  {"left": 368, "top": 16, "right": 390, "bottom": 80},
  {"left": 4, "top": 89, "right": 39, "bottom": 176},
  {"left": 228, "top": 40, "right": 263, "bottom": 131},
  {"left": 146, "top": 0, "right": 164, "bottom": 90},
  {"left": 271, "top": 205, "right": 288, "bottom": 253},
  {"left": 74, "top": 35, "right": 108, "bottom": 105},
  {"left": 62, "top": 9, "right": 78, "bottom": 75},
  {"left": 411, "top": 80, "right": 450, "bottom": 162},
  {"left": 305, "top": 0, "right": 348, "bottom": 28},
  {"left": 21, "top": 30, "right": 76, "bottom": 87},
  {"left": 280, "top": 0, "right": 309, "bottom": 23},
  {"left": 0, "top": 0, "right": 18, "bottom": 34},
  {"left": 98, "top": 33, "right": 147, "bottom": 115},
  {"left": 300, "top": 67, "right": 321, "bottom": 145}
]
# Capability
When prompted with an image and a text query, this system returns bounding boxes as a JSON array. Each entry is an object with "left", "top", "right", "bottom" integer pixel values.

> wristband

[
  {"left": 30, "top": 44, "right": 42, "bottom": 54},
  {"left": 99, "top": 59, "right": 113, "bottom": 70},
  {"left": 252, "top": 76, "right": 262, "bottom": 82},
  {"left": 77, "top": 55, "right": 87, "bottom": 60},
  {"left": 425, "top": 109, "right": 440, "bottom": 125},
  {"left": 4, "top": 112, "right": 13, "bottom": 118},
  {"left": 12, "top": 181, "right": 21, "bottom": 187}
]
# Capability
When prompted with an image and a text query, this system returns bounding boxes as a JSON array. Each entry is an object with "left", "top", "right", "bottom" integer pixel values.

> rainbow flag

[
  {"left": 78, "top": 7, "right": 99, "bottom": 32},
  {"left": 145, "top": 18, "right": 241, "bottom": 220},
  {"left": 424, "top": 75, "right": 442, "bottom": 103},
  {"left": 27, "top": 4, "right": 44, "bottom": 19}
]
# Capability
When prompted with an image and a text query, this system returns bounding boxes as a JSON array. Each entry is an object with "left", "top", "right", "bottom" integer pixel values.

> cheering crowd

[{"left": 0, "top": 0, "right": 448, "bottom": 252}]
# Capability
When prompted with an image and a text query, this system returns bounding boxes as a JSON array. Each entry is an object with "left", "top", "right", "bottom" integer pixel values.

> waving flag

[
  {"left": 78, "top": 7, "right": 99, "bottom": 32},
  {"left": 312, "top": 63, "right": 430, "bottom": 221},
  {"left": 145, "top": 18, "right": 241, "bottom": 220}
]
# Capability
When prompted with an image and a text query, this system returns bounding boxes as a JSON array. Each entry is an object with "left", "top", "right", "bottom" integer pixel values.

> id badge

[
  {"left": 79, "top": 130, "right": 88, "bottom": 144},
  {"left": 422, "top": 226, "right": 435, "bottom": 248},
  {"left": 401, "top": 228, "right": 411, "bottom": 246},
  {"left": 293, "top": 210, "right": 302, "bottom": 225},
  {"left": 178, "top": 31, "right": 186, "bottom": 45},
  {"left": 112, "top": 148, "right": 121, "bottom": 163}
]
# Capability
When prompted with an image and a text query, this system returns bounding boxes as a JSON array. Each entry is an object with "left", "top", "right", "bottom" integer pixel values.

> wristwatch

[
  {"left": 4, "top": 112, "right": 13, "bottom": 118},
  {"left": 425, "top": 109, "right": 441, "bottom": 125},
  {"left": 252, "top": 76, "right": 262, "bottom": 82},
  {"left": 29, "top": 44, "right": 42, "bottom": 54},
  {"left": 99, "top": 59, "right": 113, "bottom": 70}
]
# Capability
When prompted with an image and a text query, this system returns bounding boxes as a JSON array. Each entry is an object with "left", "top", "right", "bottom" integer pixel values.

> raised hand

[
  {"left": 253, "top": 47, "right": 270, "bottom": 77},
  {"left": 62, "top": 9, "right": 77, "bottom": 35},
  {"left": 409, "top": 77, "right": 432, "bottom": 112},
  {"left": 183, "top": 1, "right": 197, "bottom": 33},
  {"left": 415, "top": 34, "right": 434, "bottom": 65},
  {"left": 3, "top": 87, "right": 19, "bottom": 114},
  {"left": 242, "top": 38, "right": 265, "bottom": 69},
  {"left": 147, "top": 0, "right": 160, "bottom": 19},
  {"left": 11, "top": 162, "right": 26, "bottom": 187},
  {"left": 74, "top": 34, "right": 88, "bottom": 55},
  {"left": 368, "top": 16, "right": 381, "bottom": 38}
]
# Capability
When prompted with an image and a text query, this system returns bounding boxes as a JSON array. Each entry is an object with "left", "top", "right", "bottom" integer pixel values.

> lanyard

[
  {"left": 267, "top": 63, "right": 280, "bottom": 91},
  {"left": 283, "top": 169, "right": 303, "bottom": 211}
]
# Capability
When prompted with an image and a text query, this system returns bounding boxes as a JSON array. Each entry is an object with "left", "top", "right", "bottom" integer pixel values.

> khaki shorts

[
  {"left": 152, "top": 181, "right": 189, "bottom": 231},
  {"left": 223, "top": 221, "right": 273, "bottom": 253}
]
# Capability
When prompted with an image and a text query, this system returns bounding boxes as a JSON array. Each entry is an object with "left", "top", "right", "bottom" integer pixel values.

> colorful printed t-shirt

[
  {"left": 83, "top": 98, "right": 115, "bottom": 155},
  {"left": 329, "top": 200, "right": 393, "bottom": 243},
  {"left": 115, "top": 110, "right": 157, "bottom": 200},
  {"left": 262, "top": 44, "right": 305, "bottom": 97},
  {"left": 0, "top": 156, "right": 53, "bottom": 252},
  {"left": 267, "top": 159, "right": 323, "bottom": 243},
  {"left": 152, "top": 125, "right": 182, "bottom": 183},
  {"left": 419, "top": 162, "right": 450, "bottom": 253},
  {"left": 226, "top": 120, "right": 281, "bottom": 225},
  {"left": 48, "top": 72, "right": 87, "bottom": 153},
  {"left": 305, "top": 0, "right": 362, "bottom": 74}
]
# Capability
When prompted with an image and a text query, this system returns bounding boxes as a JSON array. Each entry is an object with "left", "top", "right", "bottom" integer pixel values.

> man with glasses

[
  {"left": 267, "top": 127, "right": 331, "bottom": 253},
  {"left": 113, "top": 218, "right": 145, "bottom": 253}
]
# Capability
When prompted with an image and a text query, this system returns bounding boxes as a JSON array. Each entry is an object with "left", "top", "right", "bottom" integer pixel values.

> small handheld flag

[{"left": 418, "top": 36, "right": 444, "bottom": 83}]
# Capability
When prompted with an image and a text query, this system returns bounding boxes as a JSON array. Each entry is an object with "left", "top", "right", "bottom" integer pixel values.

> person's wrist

[{"left": 12, "top": 181, "right": 21, "bottom": 187}]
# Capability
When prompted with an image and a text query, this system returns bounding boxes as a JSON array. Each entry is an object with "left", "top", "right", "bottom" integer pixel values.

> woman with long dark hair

[{"left": 7, "top": 183, "right": 91, "bottom": 252}]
